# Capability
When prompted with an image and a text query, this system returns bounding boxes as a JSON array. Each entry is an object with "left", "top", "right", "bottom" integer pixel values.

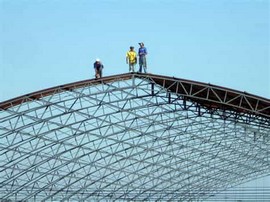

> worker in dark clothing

[
  {"left": 138, "top": 42, "right": 147, "bottom": 73},
  {"left": 93, "top": 58, "right": 104, "bottom": 78}
]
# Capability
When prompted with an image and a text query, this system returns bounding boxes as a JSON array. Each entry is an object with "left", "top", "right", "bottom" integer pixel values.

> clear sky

[
  {"left": 0, "top": 0, "right": 269, "bottom": 101},
  {"left": 0, "top": 0, "right": 269, "bottom": 197}
]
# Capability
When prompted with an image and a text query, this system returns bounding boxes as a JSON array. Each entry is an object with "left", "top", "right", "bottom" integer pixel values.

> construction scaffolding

[{"left": 0, "top": 73, "right": 269, "bottom": 201}]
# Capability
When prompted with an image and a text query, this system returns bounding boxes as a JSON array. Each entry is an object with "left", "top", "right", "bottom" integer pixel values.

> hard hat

[{"left": 96, "top": 58, "right": 100, "bottom": 62}]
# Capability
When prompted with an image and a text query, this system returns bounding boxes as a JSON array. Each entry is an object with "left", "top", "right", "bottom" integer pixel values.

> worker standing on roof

[
  {"left": 126, "top": 46, "right": 137, "bottom": 72},
  {"left": 93, "top": 58, "right": 104, "bottom": 79},
  {"left": 138, "top": 42, "right": 147, "bottom": 73}
]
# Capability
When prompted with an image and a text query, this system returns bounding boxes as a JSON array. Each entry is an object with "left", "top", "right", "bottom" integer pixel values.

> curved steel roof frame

[{"left": 0, "top": 73, "right": 269, "bottom": 201}]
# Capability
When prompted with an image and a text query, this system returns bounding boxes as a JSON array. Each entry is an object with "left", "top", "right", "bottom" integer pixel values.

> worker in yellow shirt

[{"left": 126, "top": 46, "right": 137, "bottom": 72}]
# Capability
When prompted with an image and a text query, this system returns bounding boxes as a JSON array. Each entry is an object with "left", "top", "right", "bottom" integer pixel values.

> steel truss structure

[{"left": 0, "top": 73, "right": 269, "bottom": 201}]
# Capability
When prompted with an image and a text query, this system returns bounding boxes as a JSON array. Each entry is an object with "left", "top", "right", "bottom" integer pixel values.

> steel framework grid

[{"left": 0, "top": 73, "right": 269, "bottom": 201}]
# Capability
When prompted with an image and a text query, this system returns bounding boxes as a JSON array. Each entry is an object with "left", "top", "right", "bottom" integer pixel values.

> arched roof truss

[{"left": 0, "top": 73, "right": 269, "bottom": 201}]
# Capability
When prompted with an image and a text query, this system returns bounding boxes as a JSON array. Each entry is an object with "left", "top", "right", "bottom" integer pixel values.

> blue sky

[
  {"left": 1, "top": 0, "right": 269, "bottom": 101},
  {"left": 0, "top": 0, "right": 269, "bottom": 196}
]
